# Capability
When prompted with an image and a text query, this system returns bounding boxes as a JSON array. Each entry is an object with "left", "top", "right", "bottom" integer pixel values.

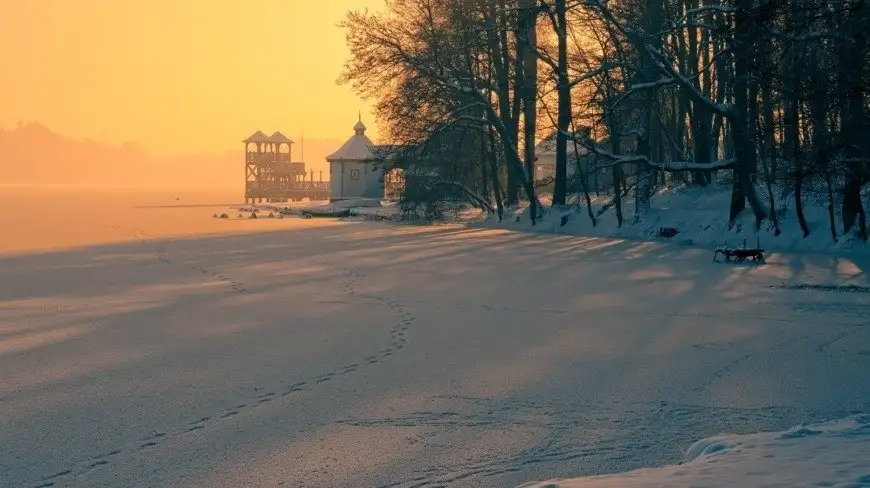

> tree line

[{"left": 339, "top": 0, "right": 869, "bottom": 242}]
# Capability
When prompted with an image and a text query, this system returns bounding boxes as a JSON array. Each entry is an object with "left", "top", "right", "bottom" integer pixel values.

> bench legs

[{"left": 713, "top": 250, "right": 765, "bottom": 264}]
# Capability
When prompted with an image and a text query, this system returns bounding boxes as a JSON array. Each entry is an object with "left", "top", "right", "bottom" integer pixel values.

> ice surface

[{"left": 1, "top": 187, "right": 868, "bottom": 488}]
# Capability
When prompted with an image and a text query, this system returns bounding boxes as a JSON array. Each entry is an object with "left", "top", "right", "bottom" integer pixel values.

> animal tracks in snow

[
  {"left": 219, "top": 405, "right": 246, "bottom": 418},
  {"left": 693, "top": 330, "right": 815, "bottom": 394},
  {"left": 178, "top": 261, "right": 248, "bottom": 293},
  {"left": 106, "top": 224, "right": 248, "bottom": 293},
  {"left": 340, "top": 398, "right": 809, "bottom": 488},
  {"left": 34, "top": 469, "right": 72, "bottom": 488},
  {"left": 138, "top": 431, "right": 166, "bottom": 449},
  {"left": 31, "top": 449, "right": 122, "bottom": 487},
  {"left": 283, "top": 381, "right": 308, "bottom": 395},
  {"left": 185, "top": 417, "right": 210, "bottom": 432},
  {"left": 255, "top": 391, "right": 276, "bottom": 405},
  {"left": 30, "top": 258, "right": 415, "bottom": 488},
  {"left": 317, "top": 261, "right": 414, "bottom": 361}
]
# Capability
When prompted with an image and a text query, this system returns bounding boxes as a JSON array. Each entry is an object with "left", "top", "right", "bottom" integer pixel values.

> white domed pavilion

[{"left": 326, "top": 117, "right": 385, "bottom": 201}]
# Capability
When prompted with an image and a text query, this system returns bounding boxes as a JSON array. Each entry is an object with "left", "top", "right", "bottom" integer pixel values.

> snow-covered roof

[
  {"left": 326, "top": 120, "right": 376, "bottom": 162},
  {"left": 534, "top": 131, "right": 590, "bottom": 160},
  {"left": 326, "top": 134, "right": 375, "bottom": 162},
  {"left": 243, "top": 130, "right": 270, "bottom": 143},
  {"left": 269, "top": 131, "right": 293, "bottom": 144}
]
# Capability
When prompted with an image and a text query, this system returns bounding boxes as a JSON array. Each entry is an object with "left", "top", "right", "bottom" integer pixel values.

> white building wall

[
  {"left": 329, "top": 161, "right": 384, "bottom": 200},
  {"left": 536, "top": 153, "right": 579, "bottom": 180},
  {"left": 329, "top": 162, "right": 344, "bottom": 200}
]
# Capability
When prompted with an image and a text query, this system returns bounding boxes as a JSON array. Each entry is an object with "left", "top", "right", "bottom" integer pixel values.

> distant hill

[{"left": 0, "top": 122, "right": 340, "bottom": 189}]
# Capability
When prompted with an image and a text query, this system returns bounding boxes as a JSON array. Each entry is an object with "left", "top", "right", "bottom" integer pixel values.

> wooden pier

[{"left": 243, "top": 130, "right": 331, "bottom": 204}]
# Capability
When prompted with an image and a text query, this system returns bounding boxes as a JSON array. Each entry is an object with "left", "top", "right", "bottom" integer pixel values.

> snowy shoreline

[
  {"left": 519, "top": 415, "right": 870, "bottom": 488},
  {"left": 471, "top": 185, "right": 870, "bottom": 257},
  {"left": 241, "top": 186, "right": 870, "bottom": 258}
]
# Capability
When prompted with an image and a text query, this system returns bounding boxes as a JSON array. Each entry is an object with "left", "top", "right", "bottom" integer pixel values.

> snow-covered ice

[{"left": 1, "top": 187, "right": 869, "bottom": 488}]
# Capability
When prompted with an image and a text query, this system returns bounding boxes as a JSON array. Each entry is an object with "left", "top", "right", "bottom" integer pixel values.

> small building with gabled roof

[
  {"left": 243, "top": 130, "right": 271, "bottom": 144},
  {"left": 326, "top": 118, "right": 385, "bottom": 201},
  {"left": 268, "top": 131, "right": 293, "bottom": 144},
  {"left": 534, "top": 127, "right": 629, "bottom": 194},
  {"left": 534, "top": 131, "right": 589, "bottom": 182}
]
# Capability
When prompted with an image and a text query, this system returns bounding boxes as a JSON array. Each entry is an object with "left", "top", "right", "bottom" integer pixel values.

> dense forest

[{"left": 339, "top": 0, "right": 869, "bottom": 243}]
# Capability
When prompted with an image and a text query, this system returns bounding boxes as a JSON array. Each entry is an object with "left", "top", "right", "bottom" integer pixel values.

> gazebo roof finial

[
  {"left": 327, "top": 116, "right": 375, "bottom": 162},
  {"left": 353, "top": 114, "right": 366, "bottom": 135}
]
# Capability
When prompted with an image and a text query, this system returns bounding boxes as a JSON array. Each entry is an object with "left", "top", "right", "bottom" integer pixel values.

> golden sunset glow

[{"left": 0, "top": 0, "right": 382, "bottom": 155}]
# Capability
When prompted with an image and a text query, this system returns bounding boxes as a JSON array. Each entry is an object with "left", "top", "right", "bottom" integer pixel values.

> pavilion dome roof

[{"left": 326, "top": 119, "right": 376, "bottom": 162}]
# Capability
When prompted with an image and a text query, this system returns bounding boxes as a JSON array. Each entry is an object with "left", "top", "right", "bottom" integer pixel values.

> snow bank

[
  {"left": 326, "top": 197, "right": 384, "bottom": 209},
  {"left": 230, "top": 198, "right": 387, "bottom": 218},
  {"left": 297, "top": 199, "right": 387, "bottom": 218},
  {"left": 347, "top": 204, "right": 400, "bottom": 220},
  {"left": 519, "top": 415, "right": 870, "bottom": 488},
  {"left": 474, "top": 184, "right": 870, "bottom": 255}
]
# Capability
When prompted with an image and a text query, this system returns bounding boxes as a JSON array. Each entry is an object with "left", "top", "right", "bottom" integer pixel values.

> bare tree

[{"left": 337, "top": 0, "right": 869, "bottom": 242}]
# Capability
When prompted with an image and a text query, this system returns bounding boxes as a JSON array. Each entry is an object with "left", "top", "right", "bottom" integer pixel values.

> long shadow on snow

[
  {"left": 185, "top": 229, "right": 870, "bottom": 486},
  {"left": 3, "top": 221, "right": 869, "bottom": 487}
]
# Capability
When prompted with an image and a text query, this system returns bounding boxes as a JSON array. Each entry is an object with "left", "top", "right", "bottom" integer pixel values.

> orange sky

[{"left": 0, "top": 0, "right": 383, "bottom": 156}]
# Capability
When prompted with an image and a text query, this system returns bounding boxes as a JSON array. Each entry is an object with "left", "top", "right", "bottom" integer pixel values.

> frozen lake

[{"left": 2, "top": 188, "right": 869, "bottom": 487}]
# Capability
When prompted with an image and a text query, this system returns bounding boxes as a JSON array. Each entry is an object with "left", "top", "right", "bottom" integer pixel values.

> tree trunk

[
  {"left": 487, "top": 126, "right": 505, "bottom": 220},
  {"left": 553, "top": 0, "right": 571, "bottom": 207},
  {"left": 760, "top": 147, "right": 781, "bottom": 235},
  {"left": 782, "top": 3, "right": 810, "bottom": 237},
  {"left": 826, "top": 170, "right": 838, "bottom": 243},
  {"left": 750, "top": 61, "right": 779, "bottom": 234},
  {"left": 699, "top": 14, "right": 714, "bottom": 185},
  {"left": 492, "top": 0, "right": 520, "bottom": 206},
  {"left": 760, "top": 69, "right": 777, "bottom": 186},
  {"left": 711, "top": 9, "right": 729, "bottom": 167},
  {"left": 482, "top": 101, "right": 540, "bottom": 223},
  {"left": 480, "top": 132, "right": 491, "bottom": 206},
  {"left": 839, "top": 1, "right": 868, "bottom": 240},
  {"left": 784, "top": 79, "right": 809, "bottom": 237},
  {"left": 634, "top": 0, "right": 662, "bottom": 221},
  {"left": 519, "top": 0, "right": 538, "bottom": 192},
  {"left": 685, "top": 0, "right": 710, "bottom": 185},
  {"left": 608, "top": 112, "right": 624, "bottom": 227},
  {"left": 811, "top": 75, "right": 835, "bottom": 242},
  {"left": 570, "top": 122, "right": 597, "bottom": 226},
  {"left": 729, "top": 0, "right": 766, "bottom": 227}
]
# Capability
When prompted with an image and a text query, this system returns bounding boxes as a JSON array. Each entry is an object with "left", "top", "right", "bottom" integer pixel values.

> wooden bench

[{"left": 714, "top": 238, "right": 766, "bottom": 263}]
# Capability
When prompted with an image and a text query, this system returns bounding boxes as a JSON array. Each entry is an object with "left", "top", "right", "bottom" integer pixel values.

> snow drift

[{"left": 518, "top": 415, "right": 870, "bottom": 488}]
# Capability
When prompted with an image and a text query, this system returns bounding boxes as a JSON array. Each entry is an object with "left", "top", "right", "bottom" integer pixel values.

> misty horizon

[{"left": 0, "top": 121, "right": 341, "bottom": 188}]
